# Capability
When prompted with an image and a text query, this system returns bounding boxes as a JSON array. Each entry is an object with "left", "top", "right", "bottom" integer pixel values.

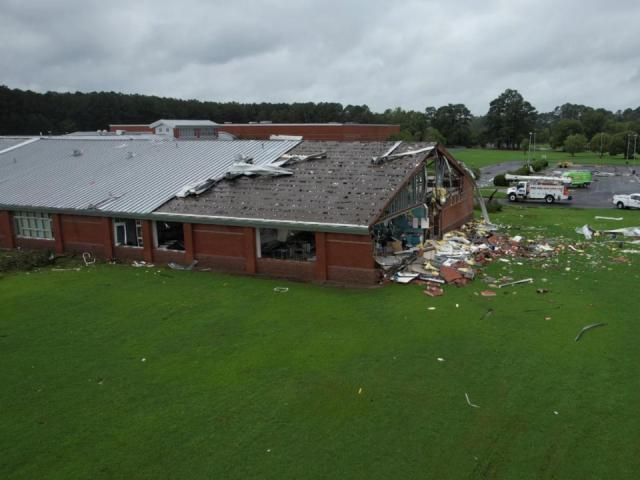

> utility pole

[
  {"left": 600, "top": 132, "right": 604, "bottom": 158},
  {"left": 627, "top": 134, "right": 632, "bottom": 160}
]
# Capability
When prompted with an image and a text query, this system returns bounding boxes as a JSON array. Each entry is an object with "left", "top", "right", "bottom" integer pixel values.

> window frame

[{"left": 13, "top": 211, "right": 54, "bottom": 240}]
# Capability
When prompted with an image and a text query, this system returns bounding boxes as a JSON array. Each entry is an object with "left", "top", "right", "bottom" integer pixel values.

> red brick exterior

[
  {"left": 440, "top": 176, "right": 475, "bottom": 233},
  {"left": 0, "top": 211, "right": 16, "bottom": 249},
  {"left": 219, "top": 124, "right": 400, "bottom": 141},
  {"left": 59, "top": 215, "right": 113, "bottom": 258}
]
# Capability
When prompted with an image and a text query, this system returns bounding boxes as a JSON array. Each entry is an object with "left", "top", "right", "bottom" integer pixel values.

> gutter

[{"left": 0, "top": 203, "right": 369, "bottom": 235}]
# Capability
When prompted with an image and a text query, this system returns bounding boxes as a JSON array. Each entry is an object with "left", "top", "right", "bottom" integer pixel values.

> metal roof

[
  {"left": 0, "top": 137, "right": 37, "bottom": 154},
  {"left": 0, "top": 137, "right": 299, "bottom": 214}
]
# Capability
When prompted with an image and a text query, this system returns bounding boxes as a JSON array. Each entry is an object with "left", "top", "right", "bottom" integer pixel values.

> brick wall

[
  {"left": 1, "top": 210, "right": 379, "bottom": 285},
  {"left": 324, "top": 232, "right": 377, "bottom": 284},
  {"left": 256, "top": 258, "right": 316, "bottom": 282},
  {"left": 60, "top": 215, "right": 113, "bottom": 258},
  {"left": 0, "top": 211, "right": 15, "bottom": 249},
  {"left": 440, "top": 176, "right": 475, "bottom": 233}
]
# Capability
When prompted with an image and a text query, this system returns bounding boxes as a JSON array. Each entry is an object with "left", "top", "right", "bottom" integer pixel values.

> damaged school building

[{"left": 0, "top": 133, "right": 474, "bottom": 284}]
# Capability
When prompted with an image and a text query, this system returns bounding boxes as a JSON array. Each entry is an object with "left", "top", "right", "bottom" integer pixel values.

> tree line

[{"left": 1, "top": 85, "right": 638, "bottom": 157}]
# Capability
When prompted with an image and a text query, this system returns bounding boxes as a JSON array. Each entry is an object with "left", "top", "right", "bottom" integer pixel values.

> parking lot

[{"left": 481, "top": 161, "right": 640, "bottom": 209}]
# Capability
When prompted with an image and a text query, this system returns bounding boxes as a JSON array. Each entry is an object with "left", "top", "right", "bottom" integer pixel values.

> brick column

[
  {"left": 314, "top": 232, "right": 328, "bottom": 282},
  {"left": 0, "top": 211, "right": 16, "bottom": 249},
  {"left": 243, "top": 227, "right": 257, "bottom": 274},
  {"left": 142, "top": 220, "right": 154, "bottom": 263},
  {"left": 184, "top": 223, "right": 195, "bottom": 263},
  {"left": 102, "top": 217, "right": 114, "bottom": 259},
  {"left": 51, "top": 214, "right": 64, "bottom": 254}
]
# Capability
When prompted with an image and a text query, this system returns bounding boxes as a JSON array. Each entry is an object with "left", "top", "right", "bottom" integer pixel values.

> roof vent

[
  {"left": 126, "top": 151, "right": 136, "bottom": 159},
  {"left": 72, "top": 149, "right": 83, "bottom": 157}
]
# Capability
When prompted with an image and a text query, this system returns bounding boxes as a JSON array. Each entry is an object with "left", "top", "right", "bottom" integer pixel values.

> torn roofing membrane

[
  {"left": 0, "top": 137, "right": 300, "bottom": 214},
  {"left": 159, "top": 141, "right": 438, "bottom": 228}
]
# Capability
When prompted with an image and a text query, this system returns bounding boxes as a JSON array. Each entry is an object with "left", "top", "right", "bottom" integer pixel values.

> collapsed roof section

[{"left": 158, "top": 141, "right": 451, "bottom": 231}]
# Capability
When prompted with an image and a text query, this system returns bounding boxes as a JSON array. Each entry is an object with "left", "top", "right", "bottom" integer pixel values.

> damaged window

[
  {"left": 156, "top": 221, "right": 184, "bottom": 251},
  {"left": 373, "top": 206, "right": 428, "bottom": 255},
  {"left": 258, "top": 228, "right": 315, "bottom": 261},
  {"left": 114, "top": 218, "right": 143, "bottom": 247},
  {"left": 14, "top": 211, "right": 54, "bottom": 240},
  {"left": 380, "top": 168, "right": 428, "bottom": 220}
]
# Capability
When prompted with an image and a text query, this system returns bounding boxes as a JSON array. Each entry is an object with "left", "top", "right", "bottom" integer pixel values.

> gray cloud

[{"left": 1, "top": 0, "right": 639, "bottom": 115}]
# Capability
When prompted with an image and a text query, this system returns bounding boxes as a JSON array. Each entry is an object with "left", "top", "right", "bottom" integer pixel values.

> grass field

[
  {"left": 2, "top": 207, "right": 640, "bottom": 479},
  {"left": 451, "top": 147, "right": 636, "bottom": 169}
]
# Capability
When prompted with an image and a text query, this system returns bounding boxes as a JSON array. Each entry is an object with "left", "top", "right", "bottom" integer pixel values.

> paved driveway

[{"left": 481, "top": 162, "right": 640, "bottom": 208}]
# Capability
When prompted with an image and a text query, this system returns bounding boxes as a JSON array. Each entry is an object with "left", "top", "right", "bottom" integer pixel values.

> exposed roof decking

[
  {"left": 159, "top": 141, "right": 436, "bottom": 228},
  {"left": 0, "top": 137, "right": 299, "bottom": 214}
]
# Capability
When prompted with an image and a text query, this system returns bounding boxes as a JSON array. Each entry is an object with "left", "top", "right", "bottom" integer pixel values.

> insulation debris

[{"left": 377, "top": 220, "right": 559, "bottom": 294}]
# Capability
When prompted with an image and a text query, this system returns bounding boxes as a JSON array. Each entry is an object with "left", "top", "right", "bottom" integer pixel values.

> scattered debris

[
  {"left": 595, "top": 216, "right": 623, "bottom": 221},
  {"left": 358, "top": 387, "right": 363, "bottom": 395},
  {"left": 132, "top": 261, "right": 154, "bottom": 268},
  {"left": 498, "top": 278, "right": 533, "bottom": 288},
  {"left": 465, "top": 393, "right": 480, "bottom": 408},
  {"left": 575, "top": 323, "right": 607, "bottom": 342},
  {"left": 480, "top": 290, "right": 496, "bottom": 297},
  {"left": 168, "top": 260, "right": 198, "bottom": 271},
  {"left": 536, "top": 288, "right": 549, "bottom": 294},
  {"left": 575, "top": 225, "right": 594, "bottom": 240},
  {"left": 437, "top": 357, "right": 445, "bottom": 362},
  {"left": 427, "top": 307, "right": 436, "bottom": 311},
  {"left": 602, "top": 227, "right": 640, "bottom": 238},
  {"left": 423, "top": 284, "right": 444, "bottom": 297},
  {"left": 480, "top": 308, "right": 494, "bottom": 320},
  {"left": 82, "top": 252, "right": 96, "bottom": 266},
  {"left": 273, "top": 287, "right": 289, "bottom": 293}
]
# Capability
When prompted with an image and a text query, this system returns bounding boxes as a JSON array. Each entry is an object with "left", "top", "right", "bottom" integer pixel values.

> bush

[
  {"left": 513, "top": 165, "right": 531, "bottom": 175},
  {"left": 531, "top": 159, "right": 548, "bottom": 172},
  {"left": 0, "top": 249, "right": 54, "bottom": 272},
  {"left": 493, "top": 173, "right": 508, "bottom": 186}
]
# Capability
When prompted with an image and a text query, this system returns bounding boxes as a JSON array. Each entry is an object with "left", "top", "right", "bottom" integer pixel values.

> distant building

[
  {"left": 109, "top": 120, "right": 400, "bottom": 141},
  {"left": 149, "top": 119, "right": 219, "bottom": 139}
]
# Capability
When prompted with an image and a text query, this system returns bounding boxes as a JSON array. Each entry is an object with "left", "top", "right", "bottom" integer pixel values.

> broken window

[
  {"left": 13, "top": 211, "right": 54, "bottom": 239},
  {"left": 155, "top": 221, "right": 184, "bottom": 251},
  {"left": 258, "top": 228, "right": 315, "bottom": 261},
  {"left": 380, "top": 168, "right": 429, "bottom": 220},
  {"left": 113, "top": 218, "right": 143, "bottom": 247}
]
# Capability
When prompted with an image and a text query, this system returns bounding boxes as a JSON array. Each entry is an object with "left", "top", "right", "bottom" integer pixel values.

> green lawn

[
  {"left": 451, "top": 147, "right": 634, "bottom": 169},
  {"left": 2, "top": 207, "right": 640, "bottom": 479}
]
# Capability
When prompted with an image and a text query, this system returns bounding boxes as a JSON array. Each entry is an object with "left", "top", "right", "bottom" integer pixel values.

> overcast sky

[{"left": 1, "top": 0, "right": 639, "bottom": 115}]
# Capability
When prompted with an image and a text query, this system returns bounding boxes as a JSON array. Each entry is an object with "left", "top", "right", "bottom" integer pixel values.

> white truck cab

[{"left": 613, "top": 193, "right": 640, "bottom": 209}]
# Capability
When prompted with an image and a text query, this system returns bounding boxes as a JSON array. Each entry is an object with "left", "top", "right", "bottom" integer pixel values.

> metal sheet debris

[
  {"left": 498, "top": 278, "right": 533, "bottom": 288},
  {"left": 575, "top": 323, "right": 606, "bottom": 342}
]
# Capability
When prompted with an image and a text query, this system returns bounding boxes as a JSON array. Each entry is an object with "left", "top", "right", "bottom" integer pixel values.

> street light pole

[
  {"left": 528, "top": 131, "right": 532, "bottom": 169},
  {"left": 533, "top": 131, "right": 536, "bottom": 160}
]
